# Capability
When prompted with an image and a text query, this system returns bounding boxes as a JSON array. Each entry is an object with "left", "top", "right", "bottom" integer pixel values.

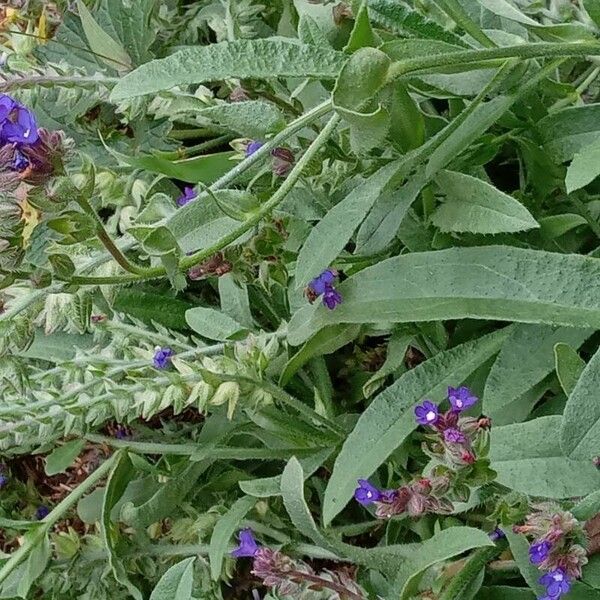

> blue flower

[
  {"left": 529, "top": 540, "right": 552, "bottom": 565},
  {"left": 177, "top": 186, "right": 197, "bottom": 207},
  {"left": 36, "top": 505, "right": 50, "bottom": 520},
  {"left": 231, "top": 528, "right": 260, "bottom": 558},
  {"left": 153, "top": 347, "right": 174, "bottom": 369},
  {"left": 322, "top": 285, "right": 342, "bottom": 310},
  {"left": 0, "top": 474, "right": 8, "bottom": 489},
  {"left": 245, "top": 140, "right": 264, "bottom": 157},
  {"left": 488, "top": 528, "right": 505, "bottom": 542},
  {"left": 0, "top": 94, "right": 16, "bottom": 123},
  {"left": 354, "top": 479, "right": 382, "bottom": 505},
  {"left": 414, "top": 400, "right": 439, "bottom": 426},
  {"left": 12, "top": 149, "right": 29, "bottom": 172},
  {"left": 448, "top": 386, "right": 478, "bottom": 412},
  {"left": 539, "top": 568, "right": 570, "bottom": 598},
  {"left": 1, "top": 104, "right": 39, "bottom": 145}
]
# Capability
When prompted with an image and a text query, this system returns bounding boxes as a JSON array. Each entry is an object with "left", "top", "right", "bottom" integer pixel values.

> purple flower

[
  {"left": 354, "top": 479, "right": 382, "bottom": 505},
  {"left": 153, "top": 347, "right": 174, "bottom": 369},
  {"left": 529, "top": 540, "right": 552, "bottom": 565},
  {"left": 443, "top": 428, "right": 466, "bottom": 444},
  {"left": 177, "top": 186, "right": 197, "bottom": 207},
  {"left": 309, "top": 269, "right": 336, "bottom": 296},
  {"left": 539, "top": 568, "right": 570, "bottom": 598},
  {"left": 0, "top": 474, "right": 8, "bottom": 488},
  {"left": 489, "top": 528, "right": 505, "bottom": 542},
  {"left": 271, "top": 147, "right": 294, "bottom": 176},
  {"left": 414, "top": 400, "right": 439, "bottom": 426},
  {"left": 1, "top": 105, "right": 39, "bottom": 145},
  {"left": 231, "top": 528, "right": 260, "bottom": 558},
  {"left": 322, "top": 285, "right": 342, "bottom": 310},
  {"left": 448, "top": 386, "right": 478, "bottom": 412},
  {"left": 36, "top": 505, "right": 50, "bottom": 520},
  {"left": 0, "top": 94, "right": 16, "bottom": 123},
  {"left": 12, "top": 149, "right": 29, "bottom": 172},
  {"left": 115, "top": 425, "right": 129, "bottom": 440},
  {"left": 246, "top": 140, "right": 264, "bottom": 157}
]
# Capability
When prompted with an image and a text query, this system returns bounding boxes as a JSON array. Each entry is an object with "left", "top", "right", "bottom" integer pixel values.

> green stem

[
  {"left": 439, "top": 544, "right": 503, "bottom": 600},
  {"left": 75, "top": 195, "right": 151, "bottom": 276},
  {"left": 0, "top": 453, "right": 118, "bottom": 586},
  {"left": 84, "top": 434, "right": 323, "bottom": 458},
  {"left": 387, "top": 42, "right": 600, "bottom": 81},
  {"left": 432, "top": 0, "right": 496, "bottom": 48},
  {"left": 0, "top": 75, "right": 120, "bottom": 93},
  {"left": 70, "top": 111, "right": 340, "bottom": 286}
]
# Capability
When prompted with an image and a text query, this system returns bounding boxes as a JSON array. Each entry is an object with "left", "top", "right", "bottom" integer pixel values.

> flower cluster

[
  {"left": 231, "top": 528, "right": 367, "bottom": 599},
  {"left": 515, "top": 505, "right": 588, "bottom": 599},
  {"left": 0, "top": 93, "right": 69, "bottom": 192},
  {"left": 305, "top": 268, "right": 342, "bottom": 310},
  {"left": 414, "top": 386, "right": 485, "bottom": 467},
  {"left": 152, "top": 347, "right": 174, "bottom": 369},
  {"left": 354, "top": 476, "right": 453, "bottom": 519}
]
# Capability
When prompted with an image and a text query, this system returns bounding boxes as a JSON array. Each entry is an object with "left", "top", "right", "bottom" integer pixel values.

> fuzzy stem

[
  {"left": 439, "top": 544, "right": 503, "bottom": 600},
  {"left": 74, "top": 195, "right": 151, "bottom": 276},
  {"left": 387, "top": 42, "right": 600, "bottom": 81},
  {"left": 0, "top": 453, "right": 118, "bottom": 586}
]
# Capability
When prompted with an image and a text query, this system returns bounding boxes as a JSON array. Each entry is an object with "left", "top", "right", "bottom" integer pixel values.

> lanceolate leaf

[
  {"left": 554, "top": 342, "right": 586, "bottom": 397},
  {"left": 491, "top": 416, "right": 600, "bottom": 497},
  {"left": 149, "top": 558, "right": 195, "bottom": 600},
  {"left": 288, "top": 246, "right": 600, "bottom": 346},
  {"left": 565, "top": 137, "right": 600, "bottom": 193},
  {"left": 561, "top": 346, "right": 600, "bottom": 460},
  {"left": 322, "top": 327, "right": 510, "bottom": 525},
  {"left": 432, "top": 170, "right": 539, "bottom": 234},
  {"left": 111, "top": 39, "right": 346, "bottom": 101},
  {"left": 483, "top": 324, "right": 590, "bottom": 418},
  {"left": 294, "top": 159, "right": 409, "bottom": 288}
]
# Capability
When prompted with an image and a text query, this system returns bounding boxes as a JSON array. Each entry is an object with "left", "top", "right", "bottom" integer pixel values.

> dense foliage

[{"left": 4, "top": 0, "right": 600, "bottom": 598}]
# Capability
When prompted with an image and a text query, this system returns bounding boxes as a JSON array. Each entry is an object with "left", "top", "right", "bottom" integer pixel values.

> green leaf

[
  {"left": 554, "top": 342, "right": 586, "bottom": 397},
  {"left": 322, "top": 327, "right": 509, "bottom": 525},
  {"left": 101, "top": 452, "right": 143, "bottom": 600},
  {"left": 185, "top": 307, "right": 247, "bottom": 341},
  {"left": 538, "top": 104, "right": 600, "bottom": 163},
  {"left": 113, "top": 289, "right": 194, "bottom": 330},
  {"left": 388, "top": 82, "right": 425, "bottom": 153},
  {"left": 584, "top": 0, "right": 600, "bottom": 27},
  {"left": 333, "top": 47, "right": 391, "bottom": 153},
  {"left": 394, "top": 527, "right": 494, "bottom": 599},
  {"left": 432, "top": 171, "right": 539, "bottom": 234},
  {"left": 16, "top": 534, "right": 51, "bottom": 598},
  {"left": 287, "top": 246, "right": 600, "bottom": 347},
  {"left": 491, "top": 416, "right": 600, "bottom": 497},
  {"left": 505, "top": 531, "right": 545, "bottom": 596},
  {"left": 539, "top": 214, "right": 587, "bottom": 239},
  {"left": 75, "top": 0, "right": 132, "bottom": 70},
  {"left": 280, "top": 324, "right": 360, "bottom": 385},
  {"left": 365, "top": 0, "right": 467, "bottom": 46},
  {"left": 209, "top": 496, "right": 255, "bottom": 580},
  {"left": 572, "top": 489, "right": 600, "bottom": 521},
  {"left": 111, "top": 39, "right": 346, "bottom": 101},
  {"left": 281, "top": 457, "right": 333, "bottom": 550},
  {"left": 294, "top": 159, "right": 407, "bottom": 288},
  {"left": 474, "top": 0, "right": 538, "bottom": 25},
  {"left": 355, "top": 171, "right": 427, "bottom": 255},
  {"left": 219, "top": 275, "right": 253, "bottom": 329},
  {"left": 561, "top": 345, "right": 600, "bottom": 460},
  {"left": 121, "top": 462, "right": 210, "bottom": 528},
  {"left": 345, "top": 1, "right": 379, "bottom": 52},
  {"left": 298, "top": 14, "right": 330, "bottom": 47},
  {"left": 566, "top": 137, "right": 600, "bottom": 193},
  {"left": 45, "top": 439, "right": 85, "bottom": 476},
  {"left": 363, "top": 331, "right": 412, "bottom": 397},
  {"left": 426, "top": 96, "right": 514, "bottom": 177},
  {"left": 483, "top": 325, "right": 590, "bottom": 419},
  {"left": 198, "top": 102, "right": 285, "bottom": 138},
  {"left": 105, "top": 143, "right": 235, "bottom": 184},
  {"left": 150, "top": 558, "right": 195, "bottom": 600}
]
